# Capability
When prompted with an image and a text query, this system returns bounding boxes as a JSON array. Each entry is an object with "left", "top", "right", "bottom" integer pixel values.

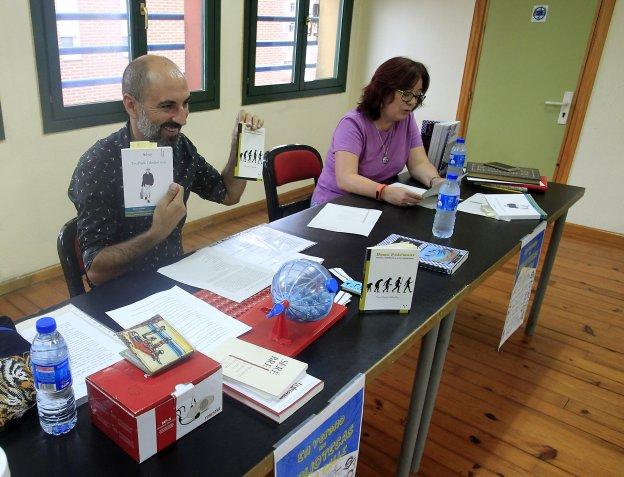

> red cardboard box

[{"left": 86, "top": 352, "right": 222, "bottom": 463}]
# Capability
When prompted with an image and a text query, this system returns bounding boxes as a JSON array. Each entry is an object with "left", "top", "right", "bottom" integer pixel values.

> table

[{"left": 0, "top": 182, "right": 583, "bottom": 477}]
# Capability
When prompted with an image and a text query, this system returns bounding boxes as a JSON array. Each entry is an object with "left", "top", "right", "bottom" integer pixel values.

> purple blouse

[{"left": 311, "top": 109, "right": 423, "bottom": 205}]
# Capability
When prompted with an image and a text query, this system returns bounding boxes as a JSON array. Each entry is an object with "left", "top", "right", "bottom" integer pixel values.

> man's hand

[
  {"left": 381, "top": 186, "right": 423, "bottom": 207},
  {"left": 231, "top": 109, "right": 264, "bottom": 141},
  {"left": 150, "top": 183, "right": 187, "bottom": 242}
]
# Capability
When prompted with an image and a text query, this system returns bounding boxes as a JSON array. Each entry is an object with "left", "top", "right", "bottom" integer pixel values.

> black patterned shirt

[{"left": 68, "top": 123, "right": 227, "bottom": 273}]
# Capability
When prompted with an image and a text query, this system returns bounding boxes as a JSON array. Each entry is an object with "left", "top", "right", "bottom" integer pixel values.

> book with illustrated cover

[
  {"left": 359, "top": 243, "right": 420, "bottom": 312},
  {"left": 484, "top": 194, "right": 548, "bottom": 220},
  {"left": 223, "top": 374, "right": 324, "bottom": 423},
  {"left": 207, "top": 337, "right": 308, "bottom": 400},
  {"left": 466, "top": 162, "right": 541, "bottom": 184},
  {"left": 378, "top": 234, "right": 469, "bottom": 275},
  {"left": 116, "top": 315, "right": 194, "bottom": 375},
  {"left": 235, "top": 123, "right": 266, "bottom": 180},
  {"left": 121, "top": 144, "right": 173, "bottom": 217}
]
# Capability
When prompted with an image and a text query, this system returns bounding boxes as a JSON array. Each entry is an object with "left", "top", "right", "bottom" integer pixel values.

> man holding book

[{"left": 69, "top": 55, "right": 264, "bottom": 286}]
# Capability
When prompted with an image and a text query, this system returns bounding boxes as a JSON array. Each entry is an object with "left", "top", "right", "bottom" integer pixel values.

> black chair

[
  {"left": 262, "top": 144, "right": 323, "bottom": 222},
  {"left": 57, "top": 218, "right": 88, "bottom": 297}
]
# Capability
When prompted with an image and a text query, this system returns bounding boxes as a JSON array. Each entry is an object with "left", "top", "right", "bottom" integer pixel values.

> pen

[{"left": 478, "top": 184, "right": 527, "bottom": 193}]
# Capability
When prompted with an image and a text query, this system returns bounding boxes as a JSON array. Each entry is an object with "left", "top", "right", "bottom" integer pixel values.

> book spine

[
  {"left": 358, "top": 249, "right": 372, "bottom": 311},
  {"left": 524, "top": 194, "right": 548, "bottom": 219}
]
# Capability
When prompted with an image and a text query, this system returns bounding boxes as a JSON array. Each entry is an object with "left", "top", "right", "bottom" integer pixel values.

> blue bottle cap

[
  {"left": 325, "top": 278, "right": 339, "bottom": 293},
  {"left": 446, "top": 173, "right": 458, "bottom": 180},
  {"left": 456, "top": 137, "right": 465, "bottom": 144},
  {"left": 36, "top": 317, "right": 57, "bottom": 334}
]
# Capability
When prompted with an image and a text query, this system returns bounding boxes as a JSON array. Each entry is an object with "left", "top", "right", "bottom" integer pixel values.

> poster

[
  {"left": 499, "top": 221, "right": 546, "bottom": 349},
  {"left": 274, "top": 374, "right": 365, "bottom": 477}
]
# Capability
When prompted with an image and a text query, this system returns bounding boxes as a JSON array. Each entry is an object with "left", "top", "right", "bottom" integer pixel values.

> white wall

[
  {"left": 0, "top": 1, "right": 367, "bottom": 283},
  {"left": 566, "top": 0, "right": 624, "bottom": 234}
]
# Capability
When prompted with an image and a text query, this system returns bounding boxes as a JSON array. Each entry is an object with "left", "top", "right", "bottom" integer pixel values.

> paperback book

[
  {"left": 484, "top": 193, "right": 548, "bottom": 220},
  {"left": 427, "top": 120, "right": 460, "bottom": 171},
  {"left": 116, "top": 315, "right": 194, "bottom": 375},
  {"left": 207, "top": 337, "right": 308, "bottom": 400},
  {"left": 359, "top": 243, "right": 420, "bottom": 312},
  {"left": 224, "top": 374, "right": 324, "bottom": 423},
  {"left": 378, "top": 234, "right": 469, "bottom": 275},
  {"left": 235, "top": 123, "right": 266, "bottom": 180},
  {"left": 121, "top": 143, "right": 173, "bottom": 217}
]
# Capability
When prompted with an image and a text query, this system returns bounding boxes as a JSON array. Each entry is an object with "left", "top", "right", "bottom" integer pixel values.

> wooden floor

[{"left": 2, "top": 209, "right": 622, "bottom": 476}]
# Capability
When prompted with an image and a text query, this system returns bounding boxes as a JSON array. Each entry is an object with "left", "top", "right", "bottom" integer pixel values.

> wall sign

[{"left": 531, "top": 5, "right": 549, "bottom": 22}]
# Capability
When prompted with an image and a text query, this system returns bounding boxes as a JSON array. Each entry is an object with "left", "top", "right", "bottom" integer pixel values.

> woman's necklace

[{"left": 376, "top": 124, "right": 394, "bottom": 164}]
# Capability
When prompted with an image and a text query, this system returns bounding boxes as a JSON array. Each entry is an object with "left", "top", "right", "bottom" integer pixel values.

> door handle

[{"left": 545, "top": 91, "right": 573, "bottom": 125}]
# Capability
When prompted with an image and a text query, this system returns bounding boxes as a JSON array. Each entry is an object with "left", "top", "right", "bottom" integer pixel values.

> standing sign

[
  {"left": 274, "top": 374, "right": 365, "bottom": 477},
  {"left": 499, "top": 221, "right": 547, "bottom": 349}
]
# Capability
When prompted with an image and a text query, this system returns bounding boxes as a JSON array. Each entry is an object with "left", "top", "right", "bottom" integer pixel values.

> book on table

[
  {"left": 467, "top": 175, "right": 548, "bottom": 192},
  {"left": 223, "top": 374, "right": 324, "bottom": 423},
  {"left": 377, "top": 234, "right": 469, "bottom": 275},
  {"left": 359, "top": 242, "right": 420, "bottom": 312},
  {"left": 234, "top": 123, "right": 266, "bottom": 180},
  {"left": 426, "top": 120, "right": 460, "bottom": 172},
  {"left": 207, "top": 337, "right": 308, "bottom": 400},
  {"left": 466, "top": 162, "right": 542, "bottom": 185},
  {"left": 484, "top": 193, "right": 548, "bottom": 220}
]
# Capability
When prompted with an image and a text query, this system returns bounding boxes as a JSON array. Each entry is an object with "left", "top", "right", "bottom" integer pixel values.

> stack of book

[
  {"left": 421, "top": 120, "right": 461, "bottom": 172},
  {"left": 465, "top": 162, "right": 548, "bottom": 192},
  {"left": 208, "top": 337, "right": 323, "bottom": 423}
]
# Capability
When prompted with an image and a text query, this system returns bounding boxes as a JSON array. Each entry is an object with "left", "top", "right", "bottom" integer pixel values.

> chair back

[
  {"left": 57, "top": 218, "right": 87, "bottom": 297},
  {"left": 263, "top": 144, "right": 323, "bottom": 222}
]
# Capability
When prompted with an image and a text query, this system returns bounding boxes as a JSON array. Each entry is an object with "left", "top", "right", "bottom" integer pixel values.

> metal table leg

[
  {"left": 525, "top": 211, "right": 567, "bottom": 335},
  {"left": 410, "top": 308, "right": 457, "bottom": 473},
  {"left": 396, "top": 321, "right": 440, "bottom": 477}
]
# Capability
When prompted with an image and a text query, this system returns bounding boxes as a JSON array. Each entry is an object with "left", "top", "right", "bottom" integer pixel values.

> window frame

[
  {"left": 0, "top": 103, "right": 4, "bottom": 141},
  {"left": 242, "top": 0, "right": 353, "bottom": 105},
  {"left": 30, "top": 0, "right": 221, "bottom": 134}
]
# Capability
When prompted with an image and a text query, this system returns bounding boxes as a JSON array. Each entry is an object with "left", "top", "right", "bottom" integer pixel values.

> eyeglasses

[{"left": 397, "top": 89, "right": 426, "bottom": 105}]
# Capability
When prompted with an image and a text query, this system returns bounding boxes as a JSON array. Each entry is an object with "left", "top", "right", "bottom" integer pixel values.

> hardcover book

[
  {"left": 235, "top": 123, "right": 266, "bottom": 181},
  {"left": 359, "top": 243, "right": 420, "bottom": 312},
  {"left": 121, "top": 144, "right": 173, "bottom": 217},
  {"left": 116, "top": 315, "right": 194, "bottom": 375},
  {"left": 466, "top": 175, "right": 548, "bottom": 192},
  {"left": 466, "top": 162, "right": 541, "bottom": 184},
  {"left": 207, "top": 337, "right": 308, "bottom": 400},
  {"left": 378, "top": 234, "right": 470, "bottom": 275}
]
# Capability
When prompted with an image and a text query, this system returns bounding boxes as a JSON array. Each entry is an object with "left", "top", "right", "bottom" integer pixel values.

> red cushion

[{"left": 273, "top": 150, "right": 322, "bottom": 186}]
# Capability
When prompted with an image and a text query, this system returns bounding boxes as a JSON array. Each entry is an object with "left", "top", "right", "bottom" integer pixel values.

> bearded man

[{"left": 69, "top": 55, "right": 263, "bottom": 286}]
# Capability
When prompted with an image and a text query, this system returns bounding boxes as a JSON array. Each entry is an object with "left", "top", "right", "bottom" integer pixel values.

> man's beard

[{"left": 136, "top": 107, "right": 181, "bottom": 146}]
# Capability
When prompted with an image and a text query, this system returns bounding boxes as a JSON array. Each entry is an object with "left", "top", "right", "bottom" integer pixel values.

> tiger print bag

[{"left": 0, "top": 316, "right": 36, "bottom": 432}]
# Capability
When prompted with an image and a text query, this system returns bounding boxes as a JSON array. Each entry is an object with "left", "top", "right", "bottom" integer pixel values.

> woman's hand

[{"left": 381, "top": 185, "right": 422, "bottom": 207}]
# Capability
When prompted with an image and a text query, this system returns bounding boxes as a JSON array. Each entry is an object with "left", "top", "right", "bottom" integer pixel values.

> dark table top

[{"left": 0, "top": 181, "right": 584, "bottom": 477}]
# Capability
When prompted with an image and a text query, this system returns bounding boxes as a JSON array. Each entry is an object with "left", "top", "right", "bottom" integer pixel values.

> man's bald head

[{"left": 122, "top": 55, "right": 185, "bottom": 103}]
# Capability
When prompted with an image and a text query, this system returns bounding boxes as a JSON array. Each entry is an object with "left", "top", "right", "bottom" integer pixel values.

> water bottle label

[
  {"left": 449, "top": 152, "right": 466, "bottom": 167},
  {"left": 437, "top": 193, "right": 459, "bottom": 211},
  {"left": 33, "top": 358, "right": 72, "bottom": 392}
]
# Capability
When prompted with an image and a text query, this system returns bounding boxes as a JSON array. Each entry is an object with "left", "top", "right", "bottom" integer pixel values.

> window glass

[{"left": 304, "top": 0, "right": 342, "bottom": 82}]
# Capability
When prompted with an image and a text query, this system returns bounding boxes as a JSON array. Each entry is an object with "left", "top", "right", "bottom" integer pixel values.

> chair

[
  {"left": 57, "top": 218, "right": 88, "bottom": 297},
  {"left": 262, "top": 144, "right": 323, "bottom": 222}
]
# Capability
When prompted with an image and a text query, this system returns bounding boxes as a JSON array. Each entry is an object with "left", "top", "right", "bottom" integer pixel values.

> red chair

[
  {"left": 57, "top": 218, "right": 90, "bottom": 297},
  {"left": 262, "top": 144, "right": 323, "bottom": 222}
]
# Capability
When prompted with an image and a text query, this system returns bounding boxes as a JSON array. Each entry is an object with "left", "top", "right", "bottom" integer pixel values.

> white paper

[
  {"left": 307, "top": 203, "right": 382, "bottom": 236},
  {"left": 457, "top": 193, "right": 498, "bottom": 218},
  {"left": 212, "top": 225, "right": 316, "bottom": 256},
  {"left": 158, "top": 248, "right": 274, "bottom": 302},
  {"left": 106, "top": 286, "right": 251, "bottom": 354},
  {"left": 499, "top": 267, "right": 535, "bottom": 349},
  {"left": 17, "top": 304, "right": 124, "bottom": 405},
  {"left": 388, "top": 181, "right": 442, "bottom": 199}
]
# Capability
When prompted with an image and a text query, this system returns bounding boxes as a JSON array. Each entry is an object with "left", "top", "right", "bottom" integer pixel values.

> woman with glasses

[{"left": 311, "top": 57, "right": 444, "bottom": 207}]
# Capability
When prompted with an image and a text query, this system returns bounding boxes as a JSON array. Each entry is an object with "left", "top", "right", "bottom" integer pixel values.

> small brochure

[
  {"left": 235, "top": 123, "right": 266, "bottom": 180},
  {"left": 117, "top": 315, "right": 194, "bottom": 375},
  {"left": 121, "top": 143, "right": 173, "bottom": 217},
  {"left": 359, "top": 243, "right": 420, "bottom": 312},
  {"left": 485, "top": 193, "right": 547, "bottom": 220}
]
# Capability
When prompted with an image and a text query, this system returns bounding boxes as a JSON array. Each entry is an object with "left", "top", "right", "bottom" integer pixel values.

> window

[
  {"left": 30, "top": 0, "right": 220, "bottom": 133},
  {"left": 242, "top": 0, "right": 353, "bottom": 104}
]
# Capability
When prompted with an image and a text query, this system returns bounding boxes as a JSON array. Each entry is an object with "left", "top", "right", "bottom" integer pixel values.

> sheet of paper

[
  {"left": 307, "top": 203, "right": 382, "bottom": 236},
  {"left": 457, "top": 193, "right": 498, "bottom": 218},
  {"left": 158, "top": 248, "right": 274, "bottom": 302},
  {"left": 211, "top": 225, "right": 316, "bottom": 256},
  {"left": 388, "top": 181, "right": 442, "bottom": 199},
  {"left": 17, "top": 304, "right": 124, "bottom": 405},
  {"left": 106, "top": 286, "right": 251, "bottom": 354}
]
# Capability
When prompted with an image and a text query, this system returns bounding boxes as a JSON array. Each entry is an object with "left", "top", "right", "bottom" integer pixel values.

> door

[{"left": 466, "top": 0, "right": 598, "bottom": 178}]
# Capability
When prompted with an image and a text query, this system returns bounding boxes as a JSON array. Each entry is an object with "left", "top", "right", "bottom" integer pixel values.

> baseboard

[
  {"left": 563, "top": 222, "right": 624, "bottom": 248},
  {"left": 0, "top": 185, "right": 315, "bottom": 297}
]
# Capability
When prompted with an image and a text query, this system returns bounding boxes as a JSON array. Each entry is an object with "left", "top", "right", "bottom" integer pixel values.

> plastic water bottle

[
  {"left": 270, "top": 259, "right": 339, "bottom": 322},
  {"left": 30, "top": 317, "right": 77, "bottom": 435},
  {"left": 432, "top": 174, "right": 460, "bottom": 238},
  {"left": 446, "top": 137, "right": 466, "bottom": 179}
]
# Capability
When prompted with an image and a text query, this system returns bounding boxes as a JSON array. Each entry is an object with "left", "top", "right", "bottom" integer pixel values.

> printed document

[
  {"left": 307, "top": 203, "right": 382, "bottom": 236},
  {"left": 106, "top": 286, "right": 251, "bottom": 354},
  {"left": 17, "top": 304, "right": 124, "bottom": 405}
]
